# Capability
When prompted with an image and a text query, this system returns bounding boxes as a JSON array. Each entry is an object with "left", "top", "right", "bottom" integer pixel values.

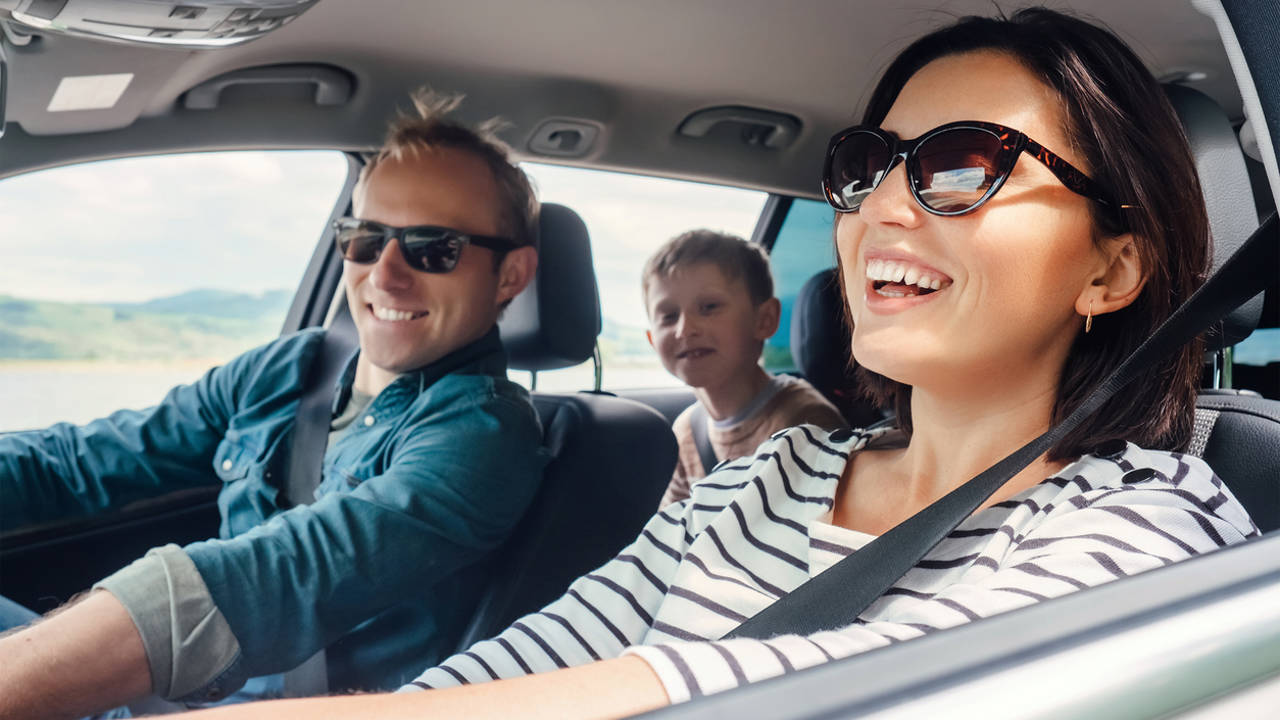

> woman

[{"left": 191, "top": 8, "right": 1257, "bottom": 719}]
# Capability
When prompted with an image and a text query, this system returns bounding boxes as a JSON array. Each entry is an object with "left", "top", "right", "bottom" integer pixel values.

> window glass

[
  {"left": 519, "top": 163, "right": 767, "bottom": 391},
  {"left": 0, "top": 151, "right": 350, "bottom": 431},
  {"left": 1234, "top": 327, "right": 1280, "bottom": 366},
  {"left": 763, "top": 198, "right": 837, "bottom": 372}
]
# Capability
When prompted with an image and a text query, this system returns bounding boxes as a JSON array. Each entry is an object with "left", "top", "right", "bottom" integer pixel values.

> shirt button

[
  {"left": 1094, "top": 439, "right": 1128, "bottom": 460},
  {"left": 1122, "top": 468, "right": 1158, "bottom": 484},
  {"left": 829, "top": 428, "right": 854, "bottom": 443},
  {"left": 364, "top": 415, "right": 375, "bottom": 427},
  {"left": 221, "top": 459, "right": 233, "bottom": 471}
]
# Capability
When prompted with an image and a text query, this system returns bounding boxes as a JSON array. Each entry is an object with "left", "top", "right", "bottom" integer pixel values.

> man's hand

[{"left": 0, "top": 590, "right": 152, "bottom": 720}]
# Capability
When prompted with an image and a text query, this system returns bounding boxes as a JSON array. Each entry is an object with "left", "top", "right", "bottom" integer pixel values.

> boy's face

[{"left": 645, "top": 262, "right": 780, "bottom": 389}]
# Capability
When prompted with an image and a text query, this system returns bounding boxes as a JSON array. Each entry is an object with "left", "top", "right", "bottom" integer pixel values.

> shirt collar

[{"left": 333, "top": 325, "right": 508, "bottom": 414}]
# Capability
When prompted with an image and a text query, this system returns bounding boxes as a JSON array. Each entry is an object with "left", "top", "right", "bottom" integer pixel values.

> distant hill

[
  {"left": 0, "top": 290, "right": 289, "bottom": 362},
  {"left": 111, "top": 289, "right": 292, "bottom": 320}
]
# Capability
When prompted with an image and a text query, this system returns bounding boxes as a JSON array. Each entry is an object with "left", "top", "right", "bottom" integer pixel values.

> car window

[
  {"left": 764, "top": 198, "right": 837, "bottom": 372},
  {"left": 1234, "top": 327, "right": 1280, "bottom": 366},
  {"left": 518, "top": 163, "right": 768, "bottom": 391},
  {"left": 0, "top": 151, "right": 351, "bottom": 432}
]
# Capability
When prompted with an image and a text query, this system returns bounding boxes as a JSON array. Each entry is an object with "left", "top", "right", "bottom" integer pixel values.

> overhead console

[{"left": 0, "top": 0, "right": 318, "bottom": 48}]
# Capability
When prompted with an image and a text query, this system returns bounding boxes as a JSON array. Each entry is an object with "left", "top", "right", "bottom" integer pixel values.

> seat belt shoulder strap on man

[
  {"left": 279, "top": 318, "right": 357, "bottom": 695},
  {"left": 726, "top": 213, "right": 1278, "bottom": 641}
]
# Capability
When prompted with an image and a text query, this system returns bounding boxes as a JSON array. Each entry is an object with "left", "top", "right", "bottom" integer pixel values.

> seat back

[
  {"left": 451, "top": 204, "right": 676, "bottom": 647},
  {"left": 1194, "top": 392, "right": 1280, "bottom": 533},
  {"left": 790, "top": 267, "right": 883, "bottom": 428},
  {"left": 1169, "top": 85, "right": 1280, "bottom": 532}
]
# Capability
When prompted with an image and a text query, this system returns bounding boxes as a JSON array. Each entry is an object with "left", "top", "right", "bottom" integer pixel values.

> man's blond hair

[{"left": 357, "top": 89, "right": 539, "bottom": 259}]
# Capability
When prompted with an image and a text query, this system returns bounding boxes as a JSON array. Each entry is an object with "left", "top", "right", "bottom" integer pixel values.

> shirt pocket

[
  {"left": 213, "top": 431, "right": 262, "bottom": 484},
  {"left": 314, "top": 460, "right": 369, "bottom": 499}
]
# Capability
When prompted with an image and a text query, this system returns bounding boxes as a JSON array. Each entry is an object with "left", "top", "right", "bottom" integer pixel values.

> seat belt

[
  {"left": 278, "top": 305, "right": 358, "bottom": 696},
  {"left": 688, "top": 403, "right": 719, "bottom": 475},
  {"left": 284, "top": 308, "right": 358, "bottom": 506},
  {"left": 726, "top": 214, "right": 1278, "bottom": 640}
]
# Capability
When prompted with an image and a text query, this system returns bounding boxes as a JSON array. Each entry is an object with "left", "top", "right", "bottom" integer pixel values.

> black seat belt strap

[
  {"left": 727, "top": 214, "right": 1278, "bottom": 640},
  {"left": 279, "top": 306, "right": 358, "bottom": 695},
  {"left": 689, "top": 403, "right": 719, "bottom": 475},
  {"left": 285, "top": 320, "right": 357, "bottom": 506}
]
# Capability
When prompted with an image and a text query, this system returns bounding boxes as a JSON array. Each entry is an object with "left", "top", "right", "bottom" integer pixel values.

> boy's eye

[
  {"left": 659, "top": 312, "right": 678, "bottom": 325},
  {"left": 700, "top": 302, "right": 720, "bottom": 313}
]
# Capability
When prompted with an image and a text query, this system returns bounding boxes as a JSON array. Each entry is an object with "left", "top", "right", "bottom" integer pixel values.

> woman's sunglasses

[
  {"left": 821, "top": 120, "right": 1120, "bottom": 220},
  {"left": 333, "top": 218, "right": 518, "bottom": 274}
]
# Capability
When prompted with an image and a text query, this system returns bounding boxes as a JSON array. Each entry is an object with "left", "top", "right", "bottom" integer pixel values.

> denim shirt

[{"left": 0, "top": 326, "right": 548, "bottom": 696}]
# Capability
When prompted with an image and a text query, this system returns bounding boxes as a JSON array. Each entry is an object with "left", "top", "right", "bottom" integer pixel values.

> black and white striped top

[{"left": 403, "top": 425, "right": 1258, "bottom": 703}]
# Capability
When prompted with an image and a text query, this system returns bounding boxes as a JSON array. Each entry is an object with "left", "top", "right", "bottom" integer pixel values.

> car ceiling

[{"left": 0, "top": 0, "right": 1243, "bottom": 199}]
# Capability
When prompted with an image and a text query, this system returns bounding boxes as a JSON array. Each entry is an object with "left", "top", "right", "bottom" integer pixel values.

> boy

[{"left": 642, "top": 230, "right": 846, "bottom": 507}]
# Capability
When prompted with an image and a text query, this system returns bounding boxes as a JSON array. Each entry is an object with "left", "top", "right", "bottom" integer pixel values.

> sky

[{"left": 0, "top": 151, "right": 766, "bottom": 330}]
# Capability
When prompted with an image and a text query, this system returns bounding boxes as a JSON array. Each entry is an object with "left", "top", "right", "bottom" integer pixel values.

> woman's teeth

[
  {"left": 372, "top": 306, "right": 423, "bottom": 321},
  {"left": 866, "top": 258, "right": 951, "bottom": 294}
]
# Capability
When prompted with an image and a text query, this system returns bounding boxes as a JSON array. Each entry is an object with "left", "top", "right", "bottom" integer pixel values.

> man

[{"left": 0, "top": 90, "right": 547, "bottom": 719}]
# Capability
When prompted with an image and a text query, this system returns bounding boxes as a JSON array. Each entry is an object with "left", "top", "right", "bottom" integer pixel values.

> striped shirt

[{"left": 404, "top": 425, "right": 1258, "bottom": 703}]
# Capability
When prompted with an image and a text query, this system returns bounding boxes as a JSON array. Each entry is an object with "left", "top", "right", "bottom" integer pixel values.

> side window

[
  {"left": 0, "top": 151, "right": 351, "bottom": 431},
  {"left": 519, "top": 163, "right": 767, "bottom": 390},
  {"left": 763, "top": 198, "right": 837, "bottom": 372}
]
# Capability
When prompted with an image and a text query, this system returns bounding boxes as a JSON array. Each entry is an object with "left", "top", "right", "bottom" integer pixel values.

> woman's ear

[{"left": 1076, "top": 234, "right": 1146, "bottom": 319}]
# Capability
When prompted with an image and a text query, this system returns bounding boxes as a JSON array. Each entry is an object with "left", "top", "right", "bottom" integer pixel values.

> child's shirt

[{"left": 661, "top": 374, "right": 846, "bottom": 507}]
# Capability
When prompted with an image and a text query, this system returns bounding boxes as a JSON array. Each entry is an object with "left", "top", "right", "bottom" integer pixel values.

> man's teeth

[
  {"left": 373, "top": 306, "right": 421, "bottom": 322},
  {"left": 866, "top": 259, "right": 948, "bottom": 290}
]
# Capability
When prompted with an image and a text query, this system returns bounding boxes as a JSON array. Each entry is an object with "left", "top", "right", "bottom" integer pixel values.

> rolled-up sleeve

[{"left": 94, "top": 544, "right": 239, "bottom": 700}]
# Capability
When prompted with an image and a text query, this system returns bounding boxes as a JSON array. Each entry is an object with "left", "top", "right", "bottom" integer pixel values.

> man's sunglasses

[
  {"left": 332, "top": 218, "right": 518, "bottom": 274},
  {"left": 821, "top": 120, "right": 1120, "bottom": 221}
]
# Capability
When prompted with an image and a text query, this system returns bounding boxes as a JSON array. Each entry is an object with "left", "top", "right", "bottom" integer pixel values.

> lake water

[{"left": 0, "top": 361, "right": 682, "bottom": 431}]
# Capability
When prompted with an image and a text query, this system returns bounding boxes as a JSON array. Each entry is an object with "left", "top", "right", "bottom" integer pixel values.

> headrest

[
  {"left": 790, "top": 268, "right": 848, "bottom": 392},
  {"left": 499, "top": 203, "right": 602, "bottom": 371},
  {"left": 1165, "top": 84, "right": 1265, "bottom": 348},
  {"left": 790, "top": 268, "right": 883, "bottom": 428}
]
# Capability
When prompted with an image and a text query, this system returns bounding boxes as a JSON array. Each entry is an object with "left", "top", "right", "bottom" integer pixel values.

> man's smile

[{"left": 370, "top": 304, "right": 429, "bottom": 322}]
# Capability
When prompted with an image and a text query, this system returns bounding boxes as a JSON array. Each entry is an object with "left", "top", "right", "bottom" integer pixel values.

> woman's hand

[{"left": 183, "top": 655, "right": 669, "bottom": 720}]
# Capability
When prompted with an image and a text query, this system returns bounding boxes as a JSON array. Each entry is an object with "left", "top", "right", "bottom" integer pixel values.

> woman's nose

[
  {"left": 856, "top": 161, "right": 925, "bottom": 229},
  {"left": 369, "top": 238, "right": 415, "bottom": 291}
]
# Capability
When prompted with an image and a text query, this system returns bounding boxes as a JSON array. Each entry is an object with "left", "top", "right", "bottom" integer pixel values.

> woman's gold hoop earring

[{"left": 1085, "top": 300, "right": 1094, "bottom": 334}]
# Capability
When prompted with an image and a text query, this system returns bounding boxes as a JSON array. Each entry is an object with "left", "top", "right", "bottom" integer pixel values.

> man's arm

[
  {"left": 0, "top": 354, "right": 246, "bottom": 530},
  {"left": 0, "top": 591, "right": 151, "bottom": 720},
  {"left": 166, "top": 381, "right": 548, "bottom": 695}
]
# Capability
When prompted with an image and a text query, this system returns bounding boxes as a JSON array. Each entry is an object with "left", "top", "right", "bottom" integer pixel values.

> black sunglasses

[
  {"left": 822, "top": 120, "right": 1121, "bottom": 222},
  {"left": 332, "top": 218, "right": 518, "bottom": 274}
]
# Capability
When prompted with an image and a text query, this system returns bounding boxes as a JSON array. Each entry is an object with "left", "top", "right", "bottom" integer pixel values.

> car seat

[
  {"left": 451, "top": 203, "right": 678, "bottom": 649},
  {"left": 1167, "top": 84, "right": 1280, "bottom": 532},
  {"left": 790, "top": 267, "right": 885, "bottom": 429}
]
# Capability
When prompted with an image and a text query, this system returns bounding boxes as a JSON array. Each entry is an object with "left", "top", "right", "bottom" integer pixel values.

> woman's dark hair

[{"left": 841, "top": 7, "right": 1211, "bottom": 459}]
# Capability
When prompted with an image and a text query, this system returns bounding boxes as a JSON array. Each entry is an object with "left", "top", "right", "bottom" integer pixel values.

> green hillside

[{"left": 0, "top": 291, "right": 289, "bottom": 362}]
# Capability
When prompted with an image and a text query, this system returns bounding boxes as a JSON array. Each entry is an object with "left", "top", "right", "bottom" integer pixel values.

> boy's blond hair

[
  {"left": 641, "top": 230, "right": 774, "bottom": 306},
  {"left": 357, "top": 88, "right": 540, "bottom": 258}
]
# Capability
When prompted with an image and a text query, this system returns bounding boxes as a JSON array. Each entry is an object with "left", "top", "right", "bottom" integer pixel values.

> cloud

[{"left": 0, "top": 151, "right": 349, "bottom": 303}]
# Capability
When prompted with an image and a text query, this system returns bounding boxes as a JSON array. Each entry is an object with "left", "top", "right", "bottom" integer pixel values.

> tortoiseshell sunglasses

[{"left": 822, "top": 120, "right": 1120, "bottom": 221}]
